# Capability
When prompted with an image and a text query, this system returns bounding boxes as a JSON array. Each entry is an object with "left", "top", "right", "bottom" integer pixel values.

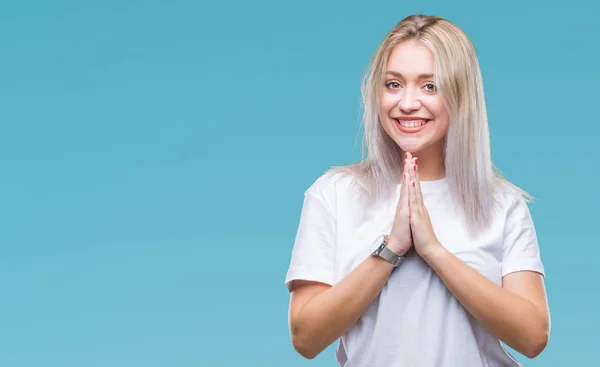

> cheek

[
  {"left": 434, "top": 108, "right": 449, "bottom": 124},
  {"left": 379, "top": 94, "right": 398, "bottom": 112},
  {"left": 424, "top": 98, "right": 448, "bottom": 121},
  {"left": 433, "top": 108, "right": 450, "bottom": 134}
]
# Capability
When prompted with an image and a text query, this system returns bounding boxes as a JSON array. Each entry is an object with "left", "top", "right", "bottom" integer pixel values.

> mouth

[{"left": 394, "top": 118, "right": 431, "bottom": 133}]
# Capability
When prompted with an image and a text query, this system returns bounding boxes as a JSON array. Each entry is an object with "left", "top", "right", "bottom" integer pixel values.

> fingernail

[{"left": 414, "top": 157, "right": 418, "bottom": 164}]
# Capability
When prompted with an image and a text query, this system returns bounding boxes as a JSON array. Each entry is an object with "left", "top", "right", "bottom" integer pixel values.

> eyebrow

[{"left": 386, "top": 71, "right": 434, "bottom": 80}]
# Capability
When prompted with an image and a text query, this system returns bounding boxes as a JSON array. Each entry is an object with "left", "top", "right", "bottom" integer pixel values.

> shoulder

[
  {"left": 301, "top": 163, "right": 367, "bottom": 210},
  {"left": 491, "top": 176, "right": 535, "bottom": 222},
  {"left": 306, "top": 163, "right": 364, "bottom": 195}
]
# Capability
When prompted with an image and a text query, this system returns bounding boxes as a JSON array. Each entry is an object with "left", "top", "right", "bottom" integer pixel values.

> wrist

[
  {"left": 371, "top": 235, "right": 407, "bottom": 268},
  {"left": 420, "top": 242, "right": 447, "bottom": 263},
  {"left": 385, "top": 236, "right": 410, "bottom": 256},
  {"left": 388, "top": 246, "right": 409, "bottom": 257},
  {"left": 386, "top": 244, "right": 410, "bottom": 257}
]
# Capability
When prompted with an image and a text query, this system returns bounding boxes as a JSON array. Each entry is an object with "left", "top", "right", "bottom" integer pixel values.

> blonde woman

[{"left": 284, "top": 14, "right": 550, "bottom": 366}]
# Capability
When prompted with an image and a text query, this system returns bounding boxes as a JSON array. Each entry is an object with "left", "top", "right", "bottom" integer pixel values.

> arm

[
  {"left": 422, "top": 247, "right": 550, "bottom": 358},
  {"left": 407, "top": 158, "right": 549, "bottom": 359},
  {"left": 288, "top": 156, "right": 416, "bottom": 359},
  {"left": 289, "top": 254, "right": 396, "bottom": 359}
]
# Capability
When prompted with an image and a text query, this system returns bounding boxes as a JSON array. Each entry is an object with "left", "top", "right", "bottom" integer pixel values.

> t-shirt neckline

[{"left": 396, "top": 176, "right": 449, "bottom": 194}]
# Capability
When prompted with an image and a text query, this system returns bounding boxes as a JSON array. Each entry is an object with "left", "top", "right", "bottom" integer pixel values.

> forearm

[
  {"left": 422, "top": 247, "right": 549, "bottom": 358},
  {"left": 292, "top": 255, "right": 394, "bottom": 358}
]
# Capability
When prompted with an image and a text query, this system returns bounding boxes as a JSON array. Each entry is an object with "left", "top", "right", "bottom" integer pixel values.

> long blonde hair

[{"left": 330, "top": 14, "right": 531, "bottom": 236}]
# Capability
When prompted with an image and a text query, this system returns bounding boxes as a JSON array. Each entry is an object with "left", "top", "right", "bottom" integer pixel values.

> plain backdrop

[{"left": 1, "top": 0, "right": 598, "bottom": 366}]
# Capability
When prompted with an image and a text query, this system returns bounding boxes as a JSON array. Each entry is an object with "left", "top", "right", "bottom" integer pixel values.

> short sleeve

[
  {"left": 284, "top": 173, "right": 337, "bottom": 292},
  {"left": 501, "top": 194, "right": 545, "bottom": 278}
]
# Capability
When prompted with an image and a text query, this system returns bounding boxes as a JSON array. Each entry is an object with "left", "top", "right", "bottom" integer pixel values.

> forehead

[{"left": 386, "top": 40, "right": 435, "bottom": 77}]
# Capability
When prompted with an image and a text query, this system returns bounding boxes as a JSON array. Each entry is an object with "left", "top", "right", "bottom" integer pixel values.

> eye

[
  {"left": 385, "top": 81, "right": 401, "bottom": 89},
  {"left": 423, "top": 82, "right": 437, "bottom": 92}
]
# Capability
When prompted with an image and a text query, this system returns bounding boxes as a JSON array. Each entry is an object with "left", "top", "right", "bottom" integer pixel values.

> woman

[{"left": 284, "top": 14, "right": 550, "bottom": 366}]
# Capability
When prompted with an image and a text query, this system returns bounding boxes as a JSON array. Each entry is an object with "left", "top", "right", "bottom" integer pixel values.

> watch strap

[{"left": 372, "top": 236, "right": 405, "bottom": 267}]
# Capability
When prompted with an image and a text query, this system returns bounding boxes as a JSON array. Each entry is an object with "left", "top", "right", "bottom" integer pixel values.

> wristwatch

[{"left": 371, "top": 234, "right": 405, "bottom": 267}]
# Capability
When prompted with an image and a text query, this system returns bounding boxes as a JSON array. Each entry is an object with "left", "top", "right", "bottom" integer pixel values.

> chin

[
  {"left": 397, "top": 141, "right": 430, "bottom": 154},
  {"left": 382, "top": 117, "right": 446, "bottom": 155}
]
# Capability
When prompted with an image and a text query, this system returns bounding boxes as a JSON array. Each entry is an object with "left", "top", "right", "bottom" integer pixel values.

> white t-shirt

[{"left": 285, "top": 170, "right": 545, "bottom": 367}]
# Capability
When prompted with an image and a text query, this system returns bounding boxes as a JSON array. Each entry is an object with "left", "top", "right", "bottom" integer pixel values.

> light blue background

[{"left": 1, "top": 0, "right": 597, "bottom": 366}]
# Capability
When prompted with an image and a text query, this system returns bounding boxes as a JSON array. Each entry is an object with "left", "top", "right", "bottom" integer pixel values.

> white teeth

[{"left": 398, "top": 119, "right": 428, "bottom": 128}]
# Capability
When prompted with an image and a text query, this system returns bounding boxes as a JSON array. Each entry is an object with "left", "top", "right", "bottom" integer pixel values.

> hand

[
  {"left": 386, "top": 152, "right": 415, "bottom": 256},
  {"left": 407, "top": 159, "right": 443, "bottom": 259}
]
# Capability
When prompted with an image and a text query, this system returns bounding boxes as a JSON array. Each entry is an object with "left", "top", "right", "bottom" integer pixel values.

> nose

[{"left": 398, "top": 87, "right": 421, "bottom": 113}]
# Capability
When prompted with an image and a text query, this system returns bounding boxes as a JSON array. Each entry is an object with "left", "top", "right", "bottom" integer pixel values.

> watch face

[{"left": 370, "top": 234, "right": 387, "bottom": 253}]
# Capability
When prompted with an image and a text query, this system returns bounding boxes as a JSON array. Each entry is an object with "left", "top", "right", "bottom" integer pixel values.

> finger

[
  {"left": 408, "top": 158, "right": 422, "bottom": 209},
  {"left": 400, "top": 173, "right": 410, "bottom": 214},
  {"left": 399, "top": 154, "right": 410, "bottom": 196},
  {"left": 406, "top": 157, "right": 415, "bottom": 183},
  {"left": 399, "top": 172, "right": 407, "bottom": 200},
  {"left": 397, "top": 158, "right": 410, "bottom": 214},
  {"left": 408, "top": 177, "right": 418, "bottom": 216},
  {"left": 403, "top": 152, "right": 411, "bottom": 181},
  {"left": 414, "top": 160, "right": 424, "bottom": 209}
]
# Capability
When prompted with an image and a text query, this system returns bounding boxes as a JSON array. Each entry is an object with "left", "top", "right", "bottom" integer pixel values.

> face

[{"left": 379, "top": 39, "right": 450, "bottom": 156}]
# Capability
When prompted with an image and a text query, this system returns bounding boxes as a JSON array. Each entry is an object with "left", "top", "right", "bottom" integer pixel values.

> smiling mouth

[{"left": 396, "top": 119, "right": 430, "bottom": 128}]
